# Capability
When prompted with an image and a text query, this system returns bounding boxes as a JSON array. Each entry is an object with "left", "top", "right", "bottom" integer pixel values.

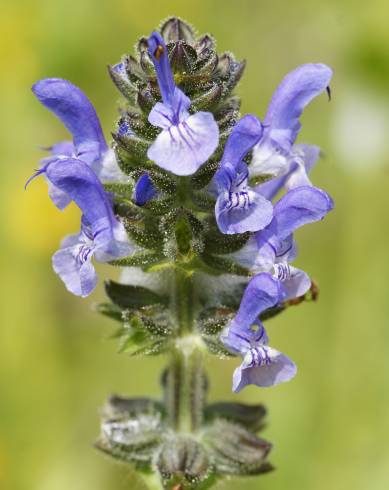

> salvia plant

[{"left": 26, "top": 17, "right": 334, "bottom": 490}]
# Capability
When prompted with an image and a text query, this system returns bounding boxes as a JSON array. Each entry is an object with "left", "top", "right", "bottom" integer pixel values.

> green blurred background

[{"left": 1, "top": 0, "right": 389, "bottom": 488}]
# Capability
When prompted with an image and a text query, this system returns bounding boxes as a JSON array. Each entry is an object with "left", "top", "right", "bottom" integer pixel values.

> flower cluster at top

[{"left": 27, "top": 19, "right": 333, "bottom": 393}]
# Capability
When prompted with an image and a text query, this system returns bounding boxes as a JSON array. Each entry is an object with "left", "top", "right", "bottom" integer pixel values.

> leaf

[
  {"left": 96, "top": 412, "right": 163, "bottom": 465},
  {"left": 105, "top": 281, "right": 167, "bottom": 309},
  {"left": 201, "top": 254, "right": 251, "bottom": 276},
  {"left": 103, "top": 182, "right": 134, "bottom": 199},
  {"left": 203, "top": 229, "right": 250, "bottom": 255},
  {"left": 202, "top": 335, "right": 234, "bottom": 358},
  {"left": 191, "top": 83, "right": 223, "bottom": 112},
  {"left": 96, "top": 302, "right": 124, "bottom": 322},
  {"left": 104, "top": 395, "right": 164, "bottom": 418},
  {"left": 125, "top": 222, "right": 164, "bottom": 250},
  {"left": 109, "top": 251, "right": 164, "bottom": 268},
  {"left": 204, "top": 402, "right": 267, "bottom": 432},
  {"left": 203, "top": 419, "right": 273, "bottom": 476},
  {"left": 156, "top": 436, "right": 210, "bottom": 487}
]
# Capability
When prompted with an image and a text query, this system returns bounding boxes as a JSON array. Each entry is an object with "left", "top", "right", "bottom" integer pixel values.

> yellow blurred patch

[
  {"left": 0, "top": 5, "right": 39, "bottom": 87},
  {"left": 8, "top": 175, "right": 80, "bottom": 256}
]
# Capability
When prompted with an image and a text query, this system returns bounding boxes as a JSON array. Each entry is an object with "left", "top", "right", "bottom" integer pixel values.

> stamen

[
  {"left": 24, "top": 168, "right": 46, "bottom": 190},
  {"left": 154, "top": 44, "right": 164, "bottom": 61}
]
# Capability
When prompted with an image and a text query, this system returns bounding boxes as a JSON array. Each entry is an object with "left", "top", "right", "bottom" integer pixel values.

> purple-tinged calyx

[
  {"left": 146, "top": 31, "right": 219, "bottom": 176},
  {"left": 213, "top": 115, "right": 273, "bottom": 234},
  {"left": 221, "top": 273, "right": 296, "bottom": 392}
]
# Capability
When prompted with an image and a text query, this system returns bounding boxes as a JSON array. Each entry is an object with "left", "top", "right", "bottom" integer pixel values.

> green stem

[{"left": 163, "top": 267, "right": 206, "bottom": 433}]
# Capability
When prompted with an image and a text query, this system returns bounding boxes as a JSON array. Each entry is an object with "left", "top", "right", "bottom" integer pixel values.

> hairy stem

[{"left": 163, "top": 268, "right": 206, "bottom": 433}]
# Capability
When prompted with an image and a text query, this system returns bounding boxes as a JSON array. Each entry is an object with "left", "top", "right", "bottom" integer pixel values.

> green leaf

[
  {"left": 109, "top": 251, "right": 164, "bottom": 268},
  {"left": 105, "top": 281, "right": 168, "bottom": 309},
  {"left": 130, "top": 338, "right": 169, "bottom": 357},
  {"left": 169, "top": 41, "right": 198, "bottom": 73},
  {"left": 142, "top": 196, "right": 176, "bottom": 214},
  {"left": 191, "top": 83, "right": 223, "bottom": 112},
  {"left": 197, "top": 307, "right": 234, "bottom": 335},
  {"left": 125, "top": 222, "right": 164, "bottom": 250},
  {"left": 204, "top": 229, "right": 250, "bottom": 254},
  {"left": 96, "top": 412, "right": 163, "bottom": 465},
  {"left": 95, "top": 302, "right": 124, "bottom": 322},
  {"left": 191, "top": 159, "right": 219, "bottom": 189},
  {"left": 201, "top": 254, "right": 251, "bottom": 276},
  {"left": 203, "top": 419, "right": 273, "bottom": 476},
  {"left": 103, "top": 182, "right": 134, "bottom": 199},
  {"left": 156, "top": 436, "right": 210, "bottom": 488},
  {"left": 105, "top": 395, "right": 164, "bottom": 418},
  {"left": 204, "top": 402, "right": 267, "bottom": 432},
  {"left": 118, "top": 328, "right": 150, "bottom": 354},
  {"left": 202, "top": 335, "right": 234, "bottom": 358},
  {"left": 113, "top": 132, "right": 149, "bottom": 163},
  {"left": 161, "top": 17, "right": 195, "bottom": 43},
  {"left": 108, "top": 64, "right": 137, "bottom": 99}
]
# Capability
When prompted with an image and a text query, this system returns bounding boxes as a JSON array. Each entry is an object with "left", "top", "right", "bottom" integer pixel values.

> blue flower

[
  {"left": 221, "top": 273, "right": 297, "bottom": 392},
  {"left": 213, "top": 115, "right": 273, "bottom": 234},
  {"left": 32, "top": 78, "right": 125, "bottom": 209},
  {"left": 133, "top": 173, "right": 157, "bottom": 206},
  {"left": 228, "top": 185, "right": 334, "bottom": 299},
  {"left": 26, "top": 158, "right": 133, "bottom": 297},
  {"left": 146, "top": 32, "right": 219, "bottom": 176},
  {"left": 255, "top": 144, "right": 321, "bottom": 201},
  {"left": 250, "top": 64, "right": 332, "bottom": 184}
]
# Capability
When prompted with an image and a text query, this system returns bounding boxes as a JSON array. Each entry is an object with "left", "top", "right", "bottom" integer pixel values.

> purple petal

[
  {"left": 221, "top": 273, "right": 281, "bottom": 353},
  {"left": 50, "top": 140, "right": 74, "bottom": 156},
  {"left": 234, "top": 273, "right": 281, "bottom": 327},
  {"left": 44, "top": 158, "right": 115, "bottom": 242},
  {"left": 32, "top": 78, "right": 108, "bottom": 165},
  {"left": 264, "top": 64, "right": 333, "bottom": 146},
  {"left": 147, "top": 111, "right": 219, "bottom": 175},
  {"left": 250, "top": 136, "right": 290, "bottom": 178},
  {"left": 134, "top": 173, "right": 157, "bottom": 206},
  {"left": 215, "top": 187, "right": 273, "bottom": 234},
  {"left": 47, "top": 179, "right": 72, "bottom": 210},
  {"left": 255, "top": 144, "right": 321, "bottom": 200},
  {"left": 279, "top": 266, "right": 311, "bottom": 300},
  {"left": 148, "top": 31, "right": 176, "bottom": 105},
  {"left": 222, "top": 322, "right": 269, "bottom": 355},
  {"left": 285, "top": 144, "right": 320, "bottom": 189},
  {"left": 92, "top": 148, "right": 127, "bottom": 183},
  {"left": 94, "top": 220, "right": 133, "bottom": 261},
  {"left": 232, "top": 347, "right": 297, "bottom": 391},
  {"left": 229, "top": 234, "right": 275, "bottom": 272},
  {"left": 255, "top": 173, "right": 290, "bottom": 201},
  {"left": 220, "top": 115, "right": 263, "bottom": 169},
  {"left": 52, "top": 239, "right": 98, "bottom": 297},
  {"left": 272, "top": 185, "right": 334, "bottom": 241}
]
